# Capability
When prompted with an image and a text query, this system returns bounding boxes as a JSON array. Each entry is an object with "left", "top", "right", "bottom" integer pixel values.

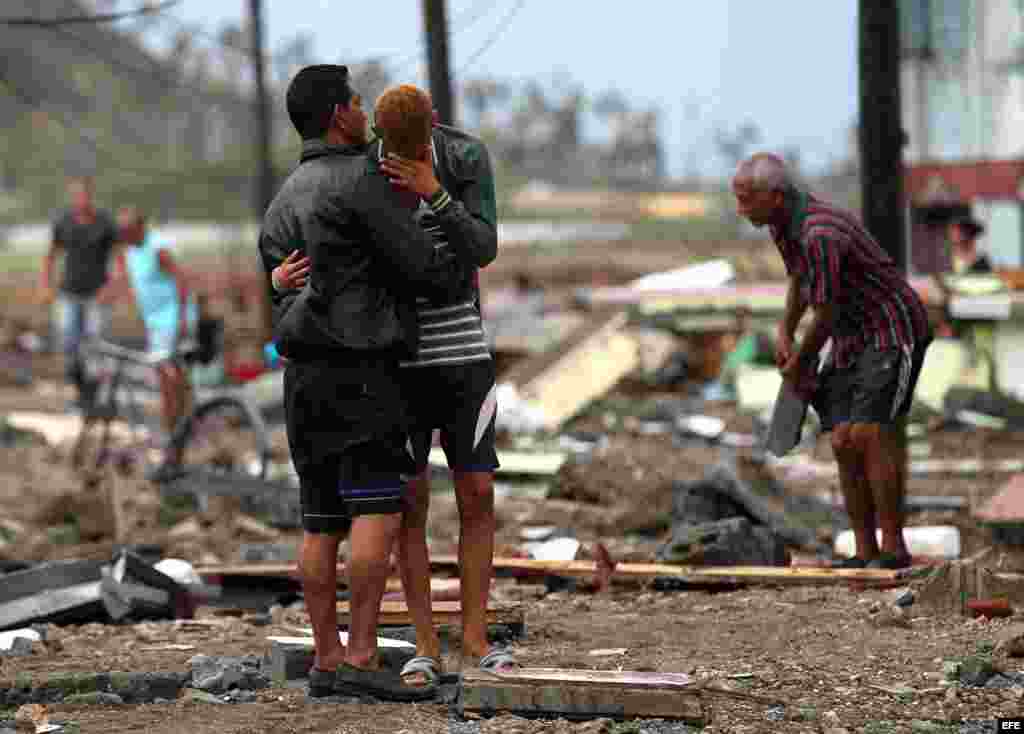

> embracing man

[
  {"left": 274, "top": 83, "right": 508, "bottom": 688},
  {"left": 259, "top": 65, "right": 471, "bottom": 700},
  {"left": 731, "top": 153, "right": 932, "bottom": 570}
]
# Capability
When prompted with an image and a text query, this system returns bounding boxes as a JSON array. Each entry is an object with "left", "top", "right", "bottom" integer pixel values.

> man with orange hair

[
  {"left": 260, "top": 66, "right": 472, "bottom": 701},
  {"left": 273, "top": 84, "right": 505, "bottom": 686}
]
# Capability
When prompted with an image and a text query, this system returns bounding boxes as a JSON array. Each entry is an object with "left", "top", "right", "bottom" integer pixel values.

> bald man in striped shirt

[{"left": 732, "top": 153, "right": 932, "bottom": 570}]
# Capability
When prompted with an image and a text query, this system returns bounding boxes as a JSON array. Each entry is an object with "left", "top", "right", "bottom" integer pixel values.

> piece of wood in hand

[{"left": 766, "top": 378, "right": 807, "bottom": 457}]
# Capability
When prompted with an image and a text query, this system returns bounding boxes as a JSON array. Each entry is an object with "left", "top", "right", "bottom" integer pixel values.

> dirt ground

[
  {"left": 4, "top": 586, "right": 1024, "bottom": 732},
  {"left": 2, "top": 243, "right": 1023, "bottom": 732}
]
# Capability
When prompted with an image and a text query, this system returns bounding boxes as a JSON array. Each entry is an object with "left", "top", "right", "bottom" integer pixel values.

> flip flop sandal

[
  {"left": 333, "top": 662, "right": 437, "bottom": 702},
  {"left": 399, "top": 656, "right": 442, "bottom": 688},
  {"left": 477, "top": 647, "right": 519, "bottom": 673}
]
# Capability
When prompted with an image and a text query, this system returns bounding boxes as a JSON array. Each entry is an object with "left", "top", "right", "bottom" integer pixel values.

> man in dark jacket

[
  {"left": 274, "top": 84, "right": 505, "bottom": 685},
  {"left": 258, "top": 65, "right": 470, "bottom": 701}
]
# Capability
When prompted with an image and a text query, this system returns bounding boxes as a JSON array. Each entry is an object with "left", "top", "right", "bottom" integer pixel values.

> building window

[{"left": 900, "top": 0, "right": 971, "bottom": 62}]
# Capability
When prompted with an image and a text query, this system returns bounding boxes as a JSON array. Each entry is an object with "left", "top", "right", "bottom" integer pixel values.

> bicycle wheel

[{"left": 154, "top": 395, "right": 280, "bottom": 515}]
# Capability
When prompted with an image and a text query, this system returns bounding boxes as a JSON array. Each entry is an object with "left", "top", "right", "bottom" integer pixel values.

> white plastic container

[{"left": 833, "top": 526, "right": 961, "bottom": 560}]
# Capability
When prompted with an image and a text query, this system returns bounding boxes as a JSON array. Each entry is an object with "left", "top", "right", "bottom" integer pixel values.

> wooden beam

[
  {"left": 429, "top": 556, "right": 917, "bottom": 586},
  {"left": 501, "top": 308, "right": 639, "bottom": 431},
  {"left": 197, "top": 560, "right": 916, "bottom": 587},
  {"left": 460, "top": 668, "right": 706, "bottom": 722}
]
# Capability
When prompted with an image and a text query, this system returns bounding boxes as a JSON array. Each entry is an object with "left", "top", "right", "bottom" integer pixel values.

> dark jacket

[
  {"left": 427, "top": 124, "right": 498, "bottom": 306},
  {"left": 258, "top": 139, "right": 470, "bottom": 364}
]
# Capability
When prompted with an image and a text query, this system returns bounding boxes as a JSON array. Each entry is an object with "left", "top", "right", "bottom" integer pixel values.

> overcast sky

[{"left": 164, "top": 0, "right": 860, "bottom": 179}]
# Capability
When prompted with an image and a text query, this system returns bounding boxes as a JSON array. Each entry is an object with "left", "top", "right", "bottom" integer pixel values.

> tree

[
  {"left": 713, "top": 121, "right": 762, "bottom": 172},
  {"left": 592, "top": 88, "right": 629, "bottom": 122}
]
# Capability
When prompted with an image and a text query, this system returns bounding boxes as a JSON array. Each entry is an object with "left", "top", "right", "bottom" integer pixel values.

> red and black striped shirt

[{"left": 770, "top": 191, "right": 931, "bottom": 369}]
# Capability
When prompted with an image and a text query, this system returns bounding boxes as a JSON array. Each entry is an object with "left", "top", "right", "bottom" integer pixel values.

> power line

[
  {"left": 387, "top": 0, "right": 499, "bottom": 74},
  {"left": 456, "top": 0, "right": 526, "bottom": 75},
  {"left": 0, "top": 0, "right": 180, "bottom": 27}
]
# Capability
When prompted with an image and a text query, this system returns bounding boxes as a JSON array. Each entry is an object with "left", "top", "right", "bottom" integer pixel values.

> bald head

[
  {"left": 731, "top": 152, "right": 794, "bottom": 228},
  {"left": 733, "top": 153, "right": 794, "bottom": 194}
]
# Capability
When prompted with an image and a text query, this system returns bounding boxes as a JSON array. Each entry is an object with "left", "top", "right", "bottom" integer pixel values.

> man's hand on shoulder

[
  {"left": 380, "top": 152, "right": 441, "bottom": 200},
  {"left": 272, "top": 250, "right": 310, "bottom": 291}
]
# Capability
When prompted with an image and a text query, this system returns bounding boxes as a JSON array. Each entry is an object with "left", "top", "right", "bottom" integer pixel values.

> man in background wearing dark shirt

[{"left": 39, "top": 176, "right": 118, "bottom": 407}]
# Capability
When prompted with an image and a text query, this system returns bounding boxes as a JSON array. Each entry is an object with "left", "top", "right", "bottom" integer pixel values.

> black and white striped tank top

[{"left": 378, "top": 141, "right": 491, "bottom": 369}]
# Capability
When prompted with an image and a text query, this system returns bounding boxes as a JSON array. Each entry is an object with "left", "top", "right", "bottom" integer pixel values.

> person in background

[
  {"left": 113, "top": 207, "right": 196, "bottom": 434},
  {"left": 948, "top": 215, "right": 992, "bottom": 275},
  {"left": 40, "top": 176, "right": 119, "bottom": 408}
]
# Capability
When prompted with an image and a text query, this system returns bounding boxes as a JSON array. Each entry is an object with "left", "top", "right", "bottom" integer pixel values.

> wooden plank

[
  {"left": 500, "top": 309, "right": 639, "bottom": 431},
  {"left": 460, "top": 668, "right": 705, "bottom": 723},
  {"left": 336, "top": 600, "right": 523, "bottom": 628},
  {"left": 428, "top": 556, "right": 913, "bottom": 586},
  {"left": 197, "top": 559, "right": 911, "bottom": 588},
  {"left": 494, "top": 668, "right": 692, "bottom": 689}
]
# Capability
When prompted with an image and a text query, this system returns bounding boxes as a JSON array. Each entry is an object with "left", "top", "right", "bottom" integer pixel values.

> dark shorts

[
  {"left": 810, "top": 341, "right": 931, "bottom": 433},
  {"left": 284, "top": 361, "right": 417, "bottom": 534},
  {"left": 400, "top": 359, "right": 499, "bottom": 474}
]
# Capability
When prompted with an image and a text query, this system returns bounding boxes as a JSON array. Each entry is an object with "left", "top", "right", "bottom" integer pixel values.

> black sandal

[{"left": 333, "top": 662, "right": 437, "bottom": 702}]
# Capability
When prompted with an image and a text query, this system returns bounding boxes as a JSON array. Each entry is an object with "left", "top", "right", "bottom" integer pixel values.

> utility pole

[
  {"left": 422, "top": 0, "right": 455, "bottom": 124},
  {"left": 858, "top": 0, "right": 905, "bottom": 270},
  {"left": 858, "top": 2, "right": 909, "bottom": 490},
  {"left": 248, "top": 0, "right": 275, "bottom": 340}
]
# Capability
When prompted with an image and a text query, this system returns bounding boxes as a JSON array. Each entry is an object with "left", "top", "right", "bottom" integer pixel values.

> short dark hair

[{"left": 286, "top": 65, "right": 352, "bottom": 140}]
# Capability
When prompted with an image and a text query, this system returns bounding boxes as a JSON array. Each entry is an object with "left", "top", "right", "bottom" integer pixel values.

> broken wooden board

[
  {"left": 428, "top": 556, "right": 916, "bottom": 587},
  {"left": 460, "top": 667, "right": 705, "bottom": 722},
  {"left": 195, "top": 564, "right": 460, "bottom": 595},
  {"left": 501, "top": 308, "right": 639, "bottom": 431},
  {"left": 336, "top": 600, "right": 524, "bottom": 631}
]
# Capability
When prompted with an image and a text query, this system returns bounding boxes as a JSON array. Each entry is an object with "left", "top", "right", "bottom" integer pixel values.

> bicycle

[{"left": 73, "top": 337, "right": 273, "bottom": 487}]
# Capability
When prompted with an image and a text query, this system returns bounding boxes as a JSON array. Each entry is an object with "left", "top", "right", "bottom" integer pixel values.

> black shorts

[
  {"left": 400, "top": 359, "right": 499, "bottom": 473},
  {"left": 284, "top": 361, "right": 417, "bottom": 534},
  {"left": 810, "top": 341, "right": 931, "bottom": 433}
]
